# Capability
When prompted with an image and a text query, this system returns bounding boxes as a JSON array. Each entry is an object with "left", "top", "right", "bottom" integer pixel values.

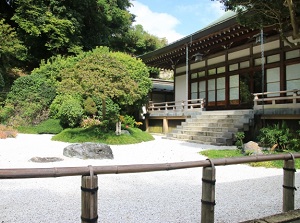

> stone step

[
  {"left": 201, "top": 109, "right": 254, "bottom": 115},
  {"left": 165, "top": 109, "right": 253, "bottom": 146},
  {"left": 182, "top": 130, "right": 234, "bottom": 138},
  {"left": 163, "top": 136, "right": 227, "bottom": 146},
  {"left": 182, "top": 121, "right": 244, "bottom": 128},
  {"left": 186, "top": 118, "right": 247, "bottom": 124},
  {"left": 178, "top": 126, "right": 239, "bottom": 133},
  {"left": 167, "top": 132, "right": 233, "bottom": 144}
]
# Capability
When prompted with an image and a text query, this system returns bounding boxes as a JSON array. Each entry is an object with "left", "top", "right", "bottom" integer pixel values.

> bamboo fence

[{"left": 0, "top": 153, "right": 299, "bottom": 223}]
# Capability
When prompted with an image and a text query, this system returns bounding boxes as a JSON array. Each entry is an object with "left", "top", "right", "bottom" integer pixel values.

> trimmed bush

[{"left": 58, "top": 97, "right": 83, "bottom": 128}]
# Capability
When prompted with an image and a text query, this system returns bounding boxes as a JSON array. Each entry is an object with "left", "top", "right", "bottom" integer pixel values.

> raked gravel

[{"left": 0, "top": 134, "right": 299, "bottom": 223}]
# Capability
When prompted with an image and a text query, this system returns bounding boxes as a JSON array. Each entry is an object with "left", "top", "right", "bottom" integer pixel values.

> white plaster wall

[{"left": 175, "top": 75, "right": 186, "bottom": 102}]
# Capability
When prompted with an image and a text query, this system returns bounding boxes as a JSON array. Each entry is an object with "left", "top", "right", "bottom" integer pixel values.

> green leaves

[{"left": 215, "top": 0, "right": 300, "bottom": 47}]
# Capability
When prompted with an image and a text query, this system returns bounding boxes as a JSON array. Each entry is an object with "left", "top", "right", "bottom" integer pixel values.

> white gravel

[{"left": 0, "top": 134, "right": 299, "bottom": 223}]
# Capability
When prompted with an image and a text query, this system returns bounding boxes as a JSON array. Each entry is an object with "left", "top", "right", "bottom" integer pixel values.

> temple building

[{"left": 140, "top": 11, "right": 300, "bottom": 145}]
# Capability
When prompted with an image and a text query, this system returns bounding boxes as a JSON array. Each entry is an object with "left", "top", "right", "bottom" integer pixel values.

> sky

[{"left": 129, "top": 0, "right": 226, "bottom": 44}]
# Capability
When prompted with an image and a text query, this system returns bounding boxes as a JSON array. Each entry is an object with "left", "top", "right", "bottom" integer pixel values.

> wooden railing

[
  {"left": 253, "top": 89, "right": 300, "bottom": 110},
  {"left": 148, "top": 98, "right": 205, "bottom": 113},
  {"left": 0, "top": 153, "right": 299, "bottom": 223}
]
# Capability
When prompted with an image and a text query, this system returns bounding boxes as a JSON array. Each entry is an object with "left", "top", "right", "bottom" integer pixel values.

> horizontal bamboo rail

[
  {"left": 1, "top": 153, "right": 299, "bottom": 222},
  {"left": 1, "top": 153, "right": 299, "bottom": 179}
]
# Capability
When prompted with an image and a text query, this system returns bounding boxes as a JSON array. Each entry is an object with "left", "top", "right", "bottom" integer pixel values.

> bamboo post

[
  {"left": 81, "top": 166, "right": 98, "bottom": 223},
  {"left": 201, "top": 160, "right": 216, "bottom": 223},
  {"left": 283, "top": 156, "right": 296, "bottom": 212}
]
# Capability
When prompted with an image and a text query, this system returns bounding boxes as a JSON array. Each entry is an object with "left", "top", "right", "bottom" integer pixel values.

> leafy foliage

[
  {"left": 214, "top": 0, "right": 300, "bottom": 47},
  {"left": 235, "top": 132, "right": 245, "bottom": 151},
  {"left": 57, "top": 96, "right": 83, "bottom": 128},
  {"left": 3, "top": 74, "right": 56, "bottom": 125},
  {"left": 0, "top": 124, "right": 18, "bottom": 139},
  {"left": 57, "top": 47, "right": 151, "bottom": 118},
  {"left": 257, "top": 121, "right": 300, "bottom": 151},
  {"left": 112, "top": 24, "right": 168, "bottom": 55},
  {"left": 83, "top": 97, "right": 97, "bottom": 116},
  {"left": 0, "top": 0, "right": 165, "bottom": 71},
  {"left": 0, "top": 19, "right": 27, "bottom": 90}
]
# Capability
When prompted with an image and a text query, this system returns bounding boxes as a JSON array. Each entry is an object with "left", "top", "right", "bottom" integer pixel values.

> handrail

[
  {"left": 253, "top": 89, "right": 299, "bottom": 96},
  {"left": 148, "top": 98, "right": 205, "bottom": 112},
  {"left": 0, "top": 153, "right": 299, "bottom": 179},
  {"left": 253, "top": 89, "right": 300, "bottom": 109}
]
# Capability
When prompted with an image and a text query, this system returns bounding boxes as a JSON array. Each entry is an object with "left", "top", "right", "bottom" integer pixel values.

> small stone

[
  {"left": 63, "top": 143, "right": 113, "bottom": 160},
  {"left": 243, "top": 141, "right": 263, "bottom": 155},
  {"left": 29, "top": 157, "right": 64, "bottom": 163}
]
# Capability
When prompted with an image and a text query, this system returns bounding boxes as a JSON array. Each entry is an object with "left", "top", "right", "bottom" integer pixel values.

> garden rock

[
  {"left": 29, "top": 157, "right": 64, "bottom": 163},
  {"left": 63, "top": 143, "right": 114, "bottom": 160},
  {"left": 243, "top": 141, "right": 263, "bottom": 155}
]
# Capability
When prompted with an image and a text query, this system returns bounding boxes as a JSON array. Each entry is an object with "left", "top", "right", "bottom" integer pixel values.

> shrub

[
  {"left": 83, "top": 97, "right": 97, "bottom": 116},
  {"left": 235, "top": 132, "right": 245, "bottom": 152},
  {"left": 0, "top": 125, "right": 18, "bottom": 139},
  {"left": 57, "top": 97, "right": 83, "bottom": 128},
  {"left": 120, "top": 115, "right": 136, "bottom": 128},
  {"left": 80, "top": 116, "right": 101, "bottom": 128},
  {"left": 257, "top": 121, "right": 298, "bottom": 152},
  {"left": 3, "top": 74, "right": 56, "bottom": 125},
  {"left": 94, "top": 97, "right": 120, "bottom": 123}
]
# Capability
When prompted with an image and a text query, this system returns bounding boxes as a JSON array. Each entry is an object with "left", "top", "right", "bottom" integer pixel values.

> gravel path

[{"left": 0, "top": 134, "right": 299, "bottom": 222}]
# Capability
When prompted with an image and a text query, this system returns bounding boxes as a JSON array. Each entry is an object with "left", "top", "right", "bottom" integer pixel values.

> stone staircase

[{"left": 165, "top": 110, "right": 254, "bottom": 146}]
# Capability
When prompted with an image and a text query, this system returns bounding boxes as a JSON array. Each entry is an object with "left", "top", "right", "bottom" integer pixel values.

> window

[
  {"left": 217, "top": 77, "right": 225, "bottom": 101},
  {"left": 286, "top": 63, "right": 300, "bottom": 94},
  {"left": 230, "top": 75, "right": 239, "bottom": 104},
  {"left": 267, "top": 54, "right": 280, "bottom": 63},
  {"left": 199, "top": 81, "right": 206, "bottom": 99},
  {"left": 240, "top": 61, "right": 250, "bottom": 69},
  {"left": 208, "top": 68, "right": 216, "bottom": 75},
  {"left": 198, "top": 71, "right": 205, "bottom": 77},
  {"left": 208, "top": 79, "right": 215, "bottom": 102},
  {"left": 229, "top": 63, "right": 238, "bottom": 71},
  {"left": 266, "top": 67, "right": 280, "bottom": 96},
  {"left": 191, "top": 73, "right": 198, "bottom": 79},
  {"left": 191, "top": 82, "right": 198, "bottom": 99},
  {"left": 254, "top": 57, "right": 265, "bottom": 66},
  {"left": 286, "top": 49, "right": 300, "bottom": 60}
]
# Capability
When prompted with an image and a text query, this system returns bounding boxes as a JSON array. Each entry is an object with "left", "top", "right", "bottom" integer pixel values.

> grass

[
  {"left": 17, "top": 119, "right": 154, "bottom": 145},
  {"left": 52, "top": 126, "right": 154, "bottom": 145},
  {"left": 17, "top": 119, "right": 63, "bottom": 134},
  {"left": 200, "top": 149, "right": 300, "bottom": 169}
]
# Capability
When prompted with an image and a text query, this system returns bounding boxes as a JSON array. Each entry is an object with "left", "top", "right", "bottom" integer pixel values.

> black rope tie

[
  {"left": 81, "top": 186, "right": 99, "bottom": 194},
  {"left": 81, "top": 216, "right": 98, "bottom": 223},
  {"left": 202, "top": 178, "right": 216, "bottom": 185},
  {"left": 201, "top": 199, "right": 216, "bottom": 206},
  {"left": 283, "top": 185, "right": 297, "bottom": 191},
  {"left": 283, "top": 167, "right": 297, "bottom": 172}
]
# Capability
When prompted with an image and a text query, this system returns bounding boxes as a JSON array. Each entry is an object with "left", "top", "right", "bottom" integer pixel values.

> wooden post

[
  {"left": 201, "top": 160, "right": 216, "bottom": 223},
  {"left": 81, "top": 172, "right": 98, "bottom": 223},
  {"left": 163, "top": 117, "right": 168, "bottom": 134},
  {"left": 283, "top": 158, "right": 296, "bottom": 212}
]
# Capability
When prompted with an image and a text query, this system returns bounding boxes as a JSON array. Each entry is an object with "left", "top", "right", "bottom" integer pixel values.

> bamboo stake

[
  {"left": 283, "top": 158, "right": 296, "bottom": 212},
  {"left": 201, "top": 160, "right": 216, "bottom": 223},
  {"left": 81, "top": 174, "right": 98, "bottom": 223}
]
